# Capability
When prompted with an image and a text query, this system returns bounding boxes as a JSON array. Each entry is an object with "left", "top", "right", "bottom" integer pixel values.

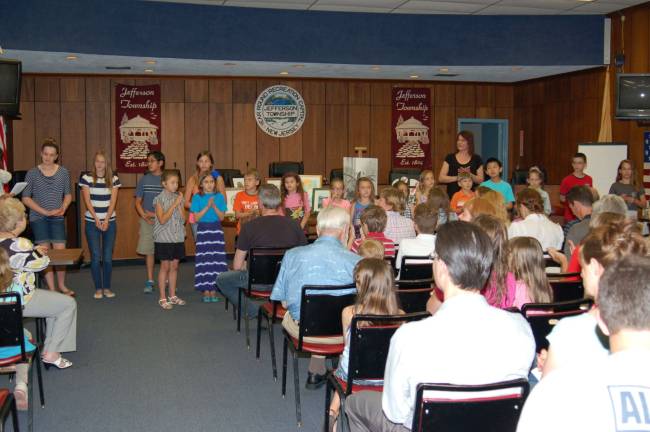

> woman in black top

[{"left": 438, "top": 131, "right": 484, "bottom": 198}]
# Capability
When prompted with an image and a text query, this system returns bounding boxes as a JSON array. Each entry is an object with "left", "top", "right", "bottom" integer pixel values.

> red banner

[
  {"left": 115, "top": 84, "right": 161, "bottom": 173},
  {"left": 391, "top": 88, "right": 431, "bottom": 169}
]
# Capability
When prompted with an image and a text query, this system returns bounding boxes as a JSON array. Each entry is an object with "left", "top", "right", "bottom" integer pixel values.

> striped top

[
  {"left": 79, "top": 174, "right": 122, "bottom": 222},
  {"left": 153, "top": 190, "right": 186, "bottom": 243},
  {"left": 135, "top": 173, "right": 163, "bottom": 213},
  {"left": 22, "top": 165, "right": 71, "bottom": 221}
]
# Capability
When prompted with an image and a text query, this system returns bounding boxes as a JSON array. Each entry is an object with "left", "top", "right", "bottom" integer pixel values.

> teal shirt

[
  {"left": 190, "top": 192, "right": 227, "bottom": 223},
  {"left": 481, "top": 179, "right": 515, "bottom": 203},
  {"left": 0, "top": 281, "right": 36, "bottom": 359}
]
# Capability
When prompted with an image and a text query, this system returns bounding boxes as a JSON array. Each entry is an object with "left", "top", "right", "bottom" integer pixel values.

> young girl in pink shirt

[
  {"left": 322, "top": 178, "right": 351, "bottom": 211},
  {"left": 507, "top": 237, "right": 553, "bottom": 309},
  {"left": 281, "top": 172, "right": 311, "bottom": 230}
]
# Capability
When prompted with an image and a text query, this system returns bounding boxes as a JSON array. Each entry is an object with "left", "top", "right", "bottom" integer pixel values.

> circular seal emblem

[{"left": 255, "top": 85, "right": 306, "bottom": 138}]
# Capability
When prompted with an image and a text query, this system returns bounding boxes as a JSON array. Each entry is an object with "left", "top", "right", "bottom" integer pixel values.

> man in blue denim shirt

[{"left": 271, "top": 206, "right": 361, "bottom": 389}]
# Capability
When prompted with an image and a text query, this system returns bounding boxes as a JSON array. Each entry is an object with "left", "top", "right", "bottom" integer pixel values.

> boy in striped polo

[
  {"left": 350, "top": 205, "right": 395, "bottom": 258},
  {"left": 135, "top": 151, "right": 165, "bottom": 293}
]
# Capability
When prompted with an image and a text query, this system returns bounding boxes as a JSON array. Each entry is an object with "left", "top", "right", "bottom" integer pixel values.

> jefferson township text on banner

[
  {"left": 115, "top": 85, "right": 162, "bottom": 173},
  {"left": 391, "top": 88, "right": 432, "bottom": 169}
]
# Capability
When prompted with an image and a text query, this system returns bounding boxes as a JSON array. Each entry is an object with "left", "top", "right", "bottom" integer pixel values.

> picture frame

[
  {"left": 265, "top": 178, "right": 282, "bottom": 190},
  {"left": 312, "top": 188, "right": 331, "bottom": 213},
  {"left": 232, "top": 177, "right": 245, "bottom": 189},
  {"left": 299, "top": 174, "right": 323, "bottom": 207},
  {"left": 225, "top": 188, "right": 243, "bottom": 215}
]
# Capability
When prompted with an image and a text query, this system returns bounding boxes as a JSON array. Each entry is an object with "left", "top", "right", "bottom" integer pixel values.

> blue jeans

[
  {"left": 85, "top": 220, "right": 116, "bottom": 290},
  {"left": 216, "top": 270, "right": 268, "bottom": 318}
]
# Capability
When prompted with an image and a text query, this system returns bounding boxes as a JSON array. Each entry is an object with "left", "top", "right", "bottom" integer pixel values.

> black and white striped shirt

[
  {"left": 23, "top": 166, "right": 71, "bottom": 221},
  {"left": 79, "top": 174, "right": 121, "bottom": 222}
]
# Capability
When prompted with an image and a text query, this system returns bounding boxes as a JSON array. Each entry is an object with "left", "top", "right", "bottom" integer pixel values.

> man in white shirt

[
  {"left": 345, "top": 221, "right": 535, "bottom": 432},
  {"left": 517, "top": 255, "right": 650, "bottom": 432},
  {"left": 395, "top": 203, "right": 436, "bottom": 273},
  {"left": 508, "top": 188, "right": 563, "bottom": 252}
]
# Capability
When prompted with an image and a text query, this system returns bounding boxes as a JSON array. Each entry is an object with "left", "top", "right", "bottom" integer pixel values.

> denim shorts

[{"left": 30, "top": 217, "right": 66, "bottom": 244}]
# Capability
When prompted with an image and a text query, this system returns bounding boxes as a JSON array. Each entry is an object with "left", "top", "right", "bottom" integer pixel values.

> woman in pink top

[
  {"left": 507, "top": 237, "right": 553, "bottom": 309},
  {"left": 321, "top": 179, "right": 351, "bottom": 211},
  {"left": 472, "top": 214, "right": 517, "bottom": 308}
]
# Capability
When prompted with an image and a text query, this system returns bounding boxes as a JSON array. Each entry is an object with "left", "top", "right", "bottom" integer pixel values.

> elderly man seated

[{"left": 270, "top": 206, "right": 361, "bottom": 389}]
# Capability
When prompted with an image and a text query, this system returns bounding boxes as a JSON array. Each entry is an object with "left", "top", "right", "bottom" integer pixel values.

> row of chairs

[
  {"left": 0, "top": 293, "right": 48, "bottom": 432},
  {"left": 226, "top": 248, "right": 591, "bottom": 430}
]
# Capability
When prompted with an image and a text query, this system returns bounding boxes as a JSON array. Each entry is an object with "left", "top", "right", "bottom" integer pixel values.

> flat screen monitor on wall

[
  {"left": 616, "top": 73, "right": 650, "bottom": 119},
  {"left": 0, "top": 58, "right": 22, "bottom": 117}
]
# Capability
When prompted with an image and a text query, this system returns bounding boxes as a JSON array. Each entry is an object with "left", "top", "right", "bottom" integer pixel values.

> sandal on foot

[
  {"left": 202, "top": 296, "right": 211, "bottom": 303},
  {"left": 158, "top": 299, "right": 173, "bottom": 310},
  {"left": 42, "top": 356, "right": 73, "bottom": 370},
  {"left": 168, "top": 296, "right": 186, "bottom": 306},
  {"left": 59, "top": 288, "right": 75, "bottom": 297},
  {"left": 94, "top": 291, "right": 103, "bottom": 299},
  {"left": 103, "top": 289, "right": 116, "bottom": 298},
  {"left": 14, "top": 383, "right": 28, "bottom": 411}
]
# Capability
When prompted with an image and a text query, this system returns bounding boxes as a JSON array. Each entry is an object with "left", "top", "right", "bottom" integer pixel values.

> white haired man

[{"left": 270, "top": 206, "right": 361, "bottom": 389}]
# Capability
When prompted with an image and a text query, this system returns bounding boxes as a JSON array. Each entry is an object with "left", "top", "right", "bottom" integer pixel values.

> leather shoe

[{"left": 305, "top": 372, "right": 327, "bottom": 390}]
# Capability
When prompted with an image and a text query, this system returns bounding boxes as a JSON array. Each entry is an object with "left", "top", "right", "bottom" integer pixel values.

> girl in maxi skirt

[{"left": 190, "top": 173, "right": 228, "bottom": 303}]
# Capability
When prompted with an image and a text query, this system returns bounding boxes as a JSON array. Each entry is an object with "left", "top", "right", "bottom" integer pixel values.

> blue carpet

[{"left": 3, "top": 263, "right": 326, "bottom": 432}]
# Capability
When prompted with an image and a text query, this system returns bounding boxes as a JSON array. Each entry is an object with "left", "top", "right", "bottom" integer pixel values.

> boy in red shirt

[
  {"left": 559, "top": 153, "right": 593, "bottom": 222},
  {"left": 233, "top": 169, "right": 261, "bottom": 234},
  {"left": 350, "top": 205, "right": 395, "bottom": 257}
]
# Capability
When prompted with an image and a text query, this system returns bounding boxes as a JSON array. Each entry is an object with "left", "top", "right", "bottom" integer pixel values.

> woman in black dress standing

[{"left": 438, "top": 131, "right": 484, "bottom": 198}]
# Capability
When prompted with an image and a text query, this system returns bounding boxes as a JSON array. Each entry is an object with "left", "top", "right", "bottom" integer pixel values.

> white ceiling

[
  {"left": 3, "top": 49, "right": 599, "bottom": 82},
  {"left": 148, "top": 0, "right": 645, "bottom": 14}
]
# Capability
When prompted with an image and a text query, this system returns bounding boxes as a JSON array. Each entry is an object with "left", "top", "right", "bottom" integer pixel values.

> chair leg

[
  {"left": 255, "top": 309, "right": 263, "bottom": 359},
  {"left": 281, "top": 337, "right": 288, "bottom": 397},
  {"left": 35, "top": 356, "right": 44, "bottom": 408},
  {"left": 28, "top": 363, "right": 33, "bottom": 432},
  {"left": 292, "top": 352, "right": 302, "bottom": 426},
  {"left": 269, "top": 319, "right": 278, "bottom": 381},
  {"left": 237, "top": 289, "right": 242, "bottom": 332},
  {"left": 323, "top": 378, "right": 332, "bottom": 432},
  {"left": 224, "top": 298, "right": 229, "bottom": 311},
  {"left": 244, "top": 296, "right": 251, "bottom": 349}
]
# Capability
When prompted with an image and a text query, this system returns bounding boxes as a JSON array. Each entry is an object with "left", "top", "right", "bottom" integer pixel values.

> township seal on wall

[{"left": 255, "top": 85, "right": 306, "bottom": 138}]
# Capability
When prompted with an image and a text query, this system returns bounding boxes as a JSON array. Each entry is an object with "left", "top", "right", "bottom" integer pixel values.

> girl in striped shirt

[{"left": 80, "top": 150, "right": 120, "bottom": 299}]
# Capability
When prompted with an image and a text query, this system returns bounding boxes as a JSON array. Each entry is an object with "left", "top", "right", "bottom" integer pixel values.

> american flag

[
  {"left": 644, "top": 132, "right": 650, "bottom": 200},
  {"left": 0, "top": 116, "right": 8, "bottom": 193}
]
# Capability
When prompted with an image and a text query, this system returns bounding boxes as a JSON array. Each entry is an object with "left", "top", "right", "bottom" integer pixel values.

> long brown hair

[
  {"left": 581, "top": 219, "right": 648, "bottom": 269},
  {"left": 91, "top": 150, "right": 114, "bottom": 188},
  {"left": 507, "top": 237, "right": 552, "bottom": 304},
  {"left": 280, "top": 172, "right": 304, "bottom": 201},
  {"left": 615, "top": 159, "right": 639, "bottom": 187},
  {"left": 427, "top": 187, "right": 454, "bottom": 224},
  {"left": 472, "top": 214, "right": 509, "bottom": 305},
  {"left": 195, "top": 150, "right": 215, "bottom": 175},
  {"left": 457, "top": 131, "right": 475, "bottom": 155},
  {"left": 353, "top": 258, "right": 401, "bottom": 325},
  {"left": 354, "top": 177, "right": 376, "bottom": 204},
  {"left": 0, "top": 249, "right": 14, "bottom": 293}
]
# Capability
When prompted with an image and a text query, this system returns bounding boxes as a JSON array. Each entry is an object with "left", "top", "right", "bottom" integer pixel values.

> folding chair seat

[
  {"left": 0, "top": 388, "right": 20, "bottom": 432},
  {"left": 237, "top": 247, "right": 287, "bottom": 349},
  {"left": 325, "top": 312, "right": 429, "bottom": 432},
  {"left": 281, "top": 283, "right": 356, "bottom": 426},
  {"left": 411, "top": 379, "right": 529, "bottom": 432},
  {"left": 521, "top": 299, "right": 594, "bottom": 352},
  {"left": 0, "top": 293, "right": 45, "bottom": 432},
  {"left": 549, "top": 278, "right": 584, "bottom": 302},
  {"left": 256, "top": 301, "right": 287, "bottom": 380}
]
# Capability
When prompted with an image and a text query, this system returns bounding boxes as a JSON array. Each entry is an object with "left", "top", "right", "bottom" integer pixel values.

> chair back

[
  {"left": 395, "top": 279, "right": 434, "bottom": 313},
  {"left": 521, "top": 298, "right": 594, "bottom": 352},
  {"left": 412, "top": 379, "right": 529, "bottom": 432},
  {"left": 297, "top": 283, "right": 356, "bottom": 346},
  {"left": 215, "top": 169, "right": 243, "bottom": 187},
  {"left": 549, "top": 279, "right": 584, "bottom": 302},
  {"left": 388, "top": 169, "right": 420, "bottom": 185},
  {"left": 269, "top": 161, "right": 304, "bottom": 177},
  {"left": 346, "top": 312, "right": 429, "bottom": 393},
  {"left": 0, "top": 293, "right": 27, "bottom": 362},
  {"left": 400, "top": 256, "right": 433, "bottom": 280},
  {"left": 248, "top": 248, "right": 287, "bottom": 294}
]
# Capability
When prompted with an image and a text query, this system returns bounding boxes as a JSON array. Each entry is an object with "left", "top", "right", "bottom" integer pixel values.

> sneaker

[
  {"left": 144, "top": 280, "right": 154, "bottom": 294},
  {"left": 210, "top": 296, "right": 221, "bottom": 303}
]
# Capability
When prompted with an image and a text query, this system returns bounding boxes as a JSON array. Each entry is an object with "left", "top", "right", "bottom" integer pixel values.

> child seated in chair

[
  {"left": 328, "top": 258, "right": 404, "bottom": 431},
  {"left": 350, "top": 205, "right": 395, "bottom": 258}
]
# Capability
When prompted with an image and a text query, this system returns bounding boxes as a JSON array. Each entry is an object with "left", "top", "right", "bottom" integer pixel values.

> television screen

[
  {"left": 616, "top": 74, "right": 650, "bottom": 119},
  {"left": 0, "top": 59, "right": 21, "bottom": 117}
]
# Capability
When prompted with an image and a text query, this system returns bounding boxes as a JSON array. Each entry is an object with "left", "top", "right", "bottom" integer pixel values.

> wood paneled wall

[
  {"left": 512, "top": 2, "right": 650, "bottom": 185},
  {"left": 10, "top": 76, "right": 514, "bottom": 187}
]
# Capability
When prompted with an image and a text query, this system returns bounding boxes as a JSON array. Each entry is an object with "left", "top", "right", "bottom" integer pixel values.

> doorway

[{"left": 457, "top": 119, "right": 509, "bottom": 177}]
